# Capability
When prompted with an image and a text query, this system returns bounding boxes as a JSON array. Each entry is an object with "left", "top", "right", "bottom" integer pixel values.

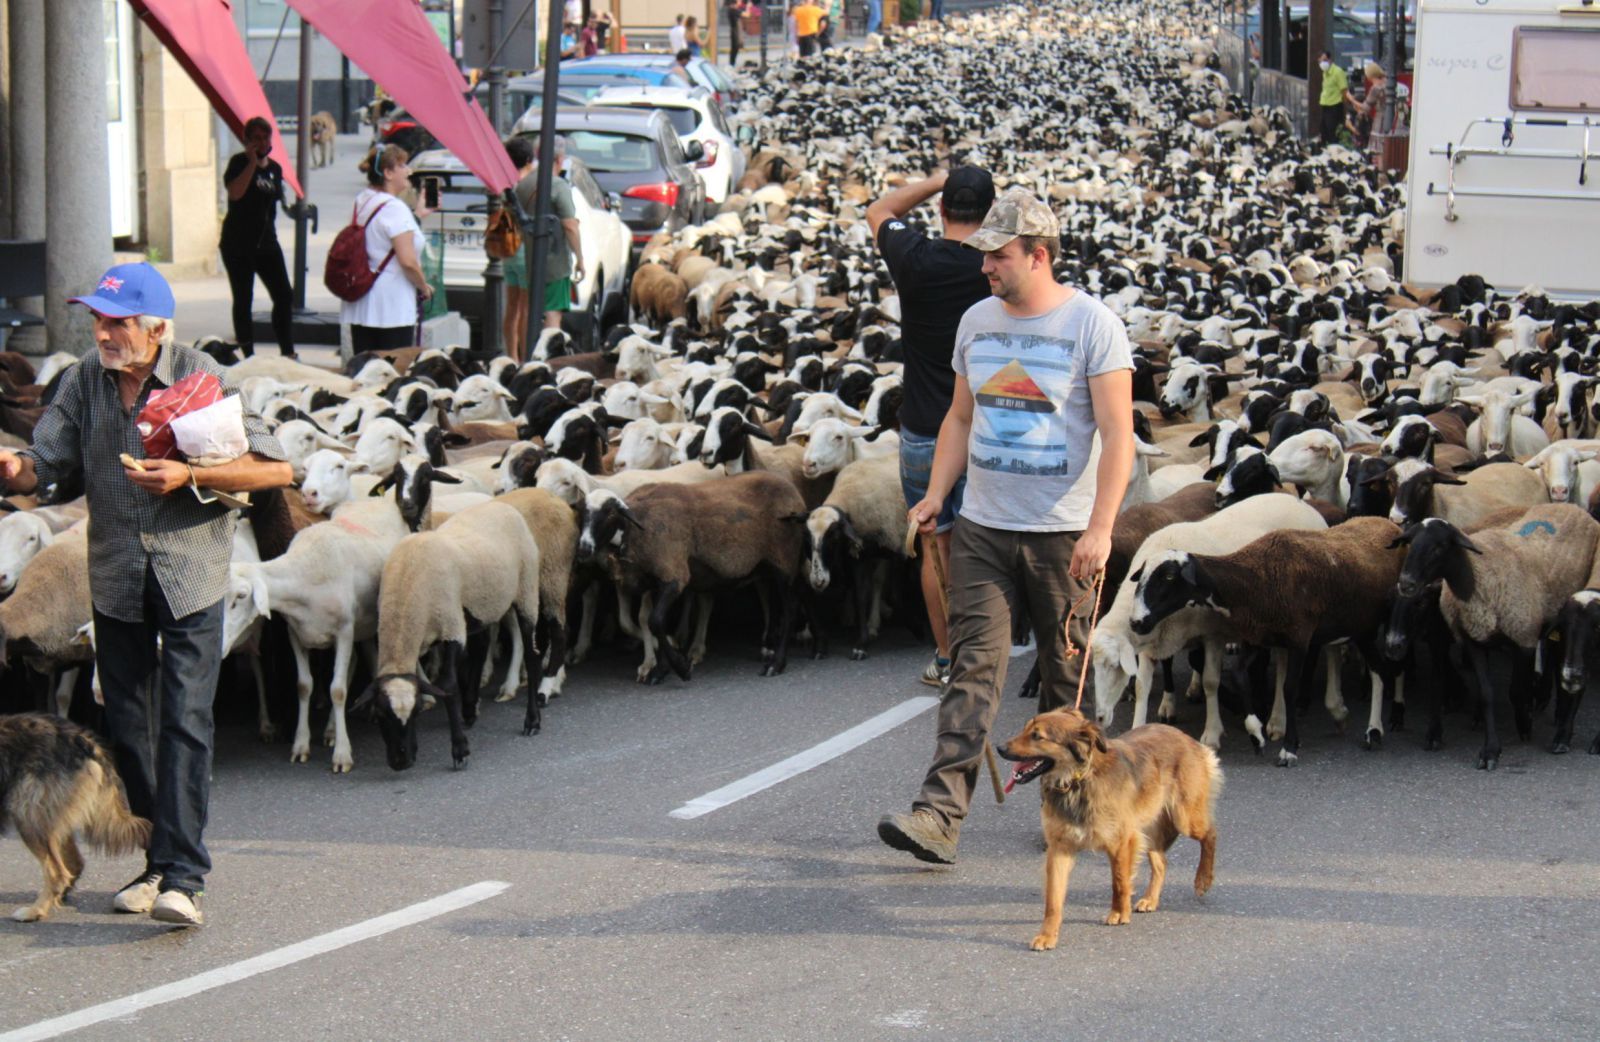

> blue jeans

[
  {"left": 930, "top": 0, "right": 945, "bottom": 18},
  {"left": 900, "top": 428, "right": 965, "bottom": 533},
  {"left": 867, "top": 0, "right": 881, "bottom": 32},
  {"left": 95, "top": 566, "right": 224, "bottom": 895}
]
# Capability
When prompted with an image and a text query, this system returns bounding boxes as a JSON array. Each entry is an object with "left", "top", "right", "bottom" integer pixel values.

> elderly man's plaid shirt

[{"left": 20, "top": 345, "right": 285, "bottom": 622}]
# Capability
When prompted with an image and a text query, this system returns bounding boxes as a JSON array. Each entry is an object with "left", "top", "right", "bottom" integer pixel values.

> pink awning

[
  {"left": 286, "top": 0, "right": 518, "bottom": 193},
  {"left": 129, "top": 0, "right": 304, "bottom": 198}
]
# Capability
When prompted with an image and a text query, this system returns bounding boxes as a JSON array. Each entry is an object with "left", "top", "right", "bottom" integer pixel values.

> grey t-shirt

[{"left": 951, "top": 291, "right": 1134, "bottom": 532}]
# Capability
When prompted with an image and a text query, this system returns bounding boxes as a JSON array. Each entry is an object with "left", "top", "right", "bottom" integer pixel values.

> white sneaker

[
  {"left": 151, "top": 889, "right": 204, "bottom": 927},
  {"left": 112, "top": 872, "right": 162, "bottom": 915}
]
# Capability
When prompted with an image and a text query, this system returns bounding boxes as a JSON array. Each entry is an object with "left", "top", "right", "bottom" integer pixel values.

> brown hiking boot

[{"left": 877, "top": 808, "right": 958, "bottom": 865}]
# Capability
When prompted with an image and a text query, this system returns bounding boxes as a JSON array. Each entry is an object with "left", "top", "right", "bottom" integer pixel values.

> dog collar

[{"left": 1045, "top": 766, "right": 1091, "bottom": 791}]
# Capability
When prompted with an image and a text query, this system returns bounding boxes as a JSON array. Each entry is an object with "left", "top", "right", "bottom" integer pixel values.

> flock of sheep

[{"left": 3, "top": 0, "right": 1600, "bottom": 776}]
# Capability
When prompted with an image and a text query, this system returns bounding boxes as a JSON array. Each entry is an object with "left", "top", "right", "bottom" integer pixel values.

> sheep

[
  {"left": 1550, "top": 371, "right": 1598, "bottom": 439},
  {"left": 494, "top": 488, "right": 579, "bottom": 703},
  {"left": 793, "top": 417, "right": 899, "bottom": 478},
  {"left": 1551, "top": 590, "right": 1600, "bottom": 754},
  {"left": 359, "top": 500, "right": 543, "bottom": 770},
  {"left": 533, "top": 457, "right": 728, "bottom": 508},
  {"left": 798, "top": 453, "right": 906, "bottom": 659},
  {"left": 1267, "top": 429, "right": 1348, "bottom": 506},
  {"left": 1523, "top": 442, "right": 1600, "bottom": 506},
  {"left": 0, "top": 502, "right": 86, "bottom": 596},
  {"left": 299, "top": 449, "right": 382, "bottom": 515},
  {"left": 1386, "top": 505, "right": 1600, "bottom": 769},
  {"left": 0, "top": 524, "right": 92, "bottom": 716},
  {"left": 575, "top": 473, "right": 805, "bottom": 682},
  {"left": 451, "top": 373, "right": 517, "bottom": 422},
  {"left": 614, "top": 417, "right": 678, "bottom": 471},
  {"left": 1091, "top": 493, "right": 1329, "bottom": 750},
  {"left": 274, "top": 418, "right": 351, "bottom": 481},
  {"left": 368, "top": 459, "right": 489, "bottom": 533},
  {"left": 698, "top": 406, "right": 835, "bottom": 508},
  {"left": 226, "top": 497, "right": 410, "bottom": 772},
  {"left": 1129, "top": 517, "right": 1407, "bottom": 765},
  {"left": 1157, "top": 360, "right": 1229, "bottom": 422},
  {"left": 1384, "top": 459, "right": 1548, "bottom": 529},
  {"left": 1460, "top": 386, "right": 1549, "bottom": 458},
  {"left": 231, "top": 354, "right": 358, "bottom": 395}
]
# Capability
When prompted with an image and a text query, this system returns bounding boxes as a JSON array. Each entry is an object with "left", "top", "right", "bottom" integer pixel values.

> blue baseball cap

[{"left": 69, "top": 262, "right": 176, "bottom": 319}]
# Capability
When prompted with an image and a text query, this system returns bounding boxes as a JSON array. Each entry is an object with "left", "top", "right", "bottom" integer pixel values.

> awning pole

[
  {"left": 525, "top": 0, "right": 565, "bottom": 356},
  {"left": 292, "top": 21, "right": 313, "bottom": 311},
  {"left": 482, "top": 0, "right": 508, "bottom": 358}
]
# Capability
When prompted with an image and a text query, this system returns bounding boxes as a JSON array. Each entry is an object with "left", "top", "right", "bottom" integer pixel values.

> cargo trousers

[{"left": 914, "top": 516, "right": 1093, "bottom": 832}]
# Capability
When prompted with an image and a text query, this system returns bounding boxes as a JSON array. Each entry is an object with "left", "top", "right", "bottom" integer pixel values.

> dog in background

[
  {"left": 0, "top": 714, "right": 150, "bottom": 922},
  {"left": 309, "top": 111, "right": 338, "bottom": 169},
  {"left": 996, "top": 709, "right": 1221, "bottom": 951}
]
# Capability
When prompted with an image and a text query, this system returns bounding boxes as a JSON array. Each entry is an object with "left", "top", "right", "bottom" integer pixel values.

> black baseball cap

[{"left": 943, "top": 165, "right": 995, "bottom": 212}]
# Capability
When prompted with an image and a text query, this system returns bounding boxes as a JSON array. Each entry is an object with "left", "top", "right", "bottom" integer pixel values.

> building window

[
  {"left": 247, "top": 0, "right": 303, "bottom": 35},
  {"left": 1510, "top": 27, "right": 1600, "bottom": 113}
]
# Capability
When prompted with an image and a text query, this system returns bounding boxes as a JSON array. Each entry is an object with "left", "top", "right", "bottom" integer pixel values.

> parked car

[
  {"left": 567, "top": 53, "right": 741, "bottom": 109},
  {"left": 407, "top": 149, "right": 631, "bottom": 348},
  {"left": 588, "top": 84, "right": 745, "bottom": 203},
  {"left": 512, "top": 106, "right": 708, "bottom": 249},
  {"left": 556, "top": 62, "right": 685, "bottom": 90}
]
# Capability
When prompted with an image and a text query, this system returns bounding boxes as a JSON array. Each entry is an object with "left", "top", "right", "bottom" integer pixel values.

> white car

[
  {"left": 586, "top": 84, "right": 746, "bottom": 204},
  {"left": 409, "top": 149, "right": 632, "bottom": 349}
]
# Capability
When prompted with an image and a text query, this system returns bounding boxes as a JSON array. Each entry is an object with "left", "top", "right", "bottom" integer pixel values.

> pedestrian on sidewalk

[
  {"left": 342, "top": 145, "right": 433, "bottom": 352},
  {"left": 878, "top": 189, "right": 1136, "bottom": 866},
  {"left": 685, "top": 15, "right": 705, "bottom": 56},
  {"left": 502, "top": 136, "right": 537, "bottom": 363},
  {"left": 725, "top": 0, "right": 750, "bottom": 65},
  {"left": 793, "top": 0, "right": 824, "bottom": 55},
  {"left": 220, "top": 116, "right": 297, "bottom": 360},
  {"left": 668, "top": 13, "right": 688, "bottom": 53},
  {"left": 512, "top": 134, "right": 585, "bottom": 349},
  {"left": 0, "top": 263, "right": 291, "bottom": 926},
  {"left": 865, "top": 166, "right": 995, "bottom": 690},
  {"left": 866, "top": 0, "right": 882, "bottom": 35},
  {"left": 1318, "top": 51, "right": 1358, "bottom": 147}
]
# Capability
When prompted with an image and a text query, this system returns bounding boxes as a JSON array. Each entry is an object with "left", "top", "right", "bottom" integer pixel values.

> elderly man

[
  {"left": 878, "top": 190, "right": 1136, "bottom": 865},
  {"left": 0, "top": 263, "right": 291, "bottom": 926}
]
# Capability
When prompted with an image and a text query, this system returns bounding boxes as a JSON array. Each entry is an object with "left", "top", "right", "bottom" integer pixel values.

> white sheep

[
  {"left": 793, "top": 417, "right": 899, "bottom": 479},
  {"left": 299, "top": 449, "right": 382, "bottom": 515},
  {"left": 451, "top": 374, "right": 517, "bottom": 423},
  {"left": 1523, "top": 442, "right": 1600, "bottom": 506},
  {"left": 1461, "top": 385, "right": 1550, "bottom": 458},
  {"left": 800, "top": 453, "right": 906, "bottom": 659},
  {"left": 274, "top": 419, "right": 350, "bottom": 482}
]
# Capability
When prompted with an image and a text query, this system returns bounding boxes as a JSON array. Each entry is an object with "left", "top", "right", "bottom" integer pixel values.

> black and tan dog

[
  {"left": 996, "top": 709, "right": 1221, "bottom": 951},
  {"left": 0, "top": 714, "right": 150, "bottom": 922}
]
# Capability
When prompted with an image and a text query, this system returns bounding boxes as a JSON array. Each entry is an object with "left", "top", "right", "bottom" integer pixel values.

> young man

[
  {"left": 878, "top": 189, "right": 1136, "bottom": 865},
  {"left": 512, "top": 135, "right": 585, "bottom": 347},
  {"left": 0, "top": 264, "right": 292, "bottom": 924},
  {"left": 866, "top": 166, "right": 995, "bottom": 687}
]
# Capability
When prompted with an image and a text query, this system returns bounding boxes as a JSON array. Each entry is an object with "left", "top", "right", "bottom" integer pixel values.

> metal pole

[
  {"left": 525, "top": 0, "right": 566, "bottom": 356},
  {"left": 760, "top": 0, "right": 768, "bottom": 73},
  {"left": 482, "top": 0, "right": 508, "bottom": 358},
  {"left": 293, "top": 21, "right": 313, "bottom": 311}
]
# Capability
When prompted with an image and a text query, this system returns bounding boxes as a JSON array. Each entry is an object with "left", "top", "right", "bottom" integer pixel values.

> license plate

[{"left": 445, "top": 230, "right": 484, "bottom": 249}]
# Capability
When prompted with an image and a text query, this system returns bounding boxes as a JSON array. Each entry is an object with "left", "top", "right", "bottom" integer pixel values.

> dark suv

[{"left": 514, "top": 106, "right": 707, "bottom": 249}]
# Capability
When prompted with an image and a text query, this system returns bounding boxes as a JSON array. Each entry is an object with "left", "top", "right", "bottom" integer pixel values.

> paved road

[{"left": 3, "top": 628, "right": 1598, "bottom": 1041}]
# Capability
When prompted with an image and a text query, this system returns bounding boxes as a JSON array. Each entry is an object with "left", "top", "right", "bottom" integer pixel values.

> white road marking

[
  {"left": 669, "top": 696, "right": 938, "bottom": 820},
  {"left": 0, "top": 881, "right": 510, "bottom": 1042}
]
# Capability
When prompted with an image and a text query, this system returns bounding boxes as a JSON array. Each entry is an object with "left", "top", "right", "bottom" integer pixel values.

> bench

[{"left": 0, "top": 240, "right": 46, "bottom": 330}]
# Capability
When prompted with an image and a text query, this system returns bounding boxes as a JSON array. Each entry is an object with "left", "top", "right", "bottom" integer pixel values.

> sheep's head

[
  {"left": 1128, "top": 551, "right": 1223, "bottom": 636},
  {"left": 699, "top": 407, "right": 770, "bottom": 468},
  {"left": 575, "top": 489, "right": 640, "bottom": 563},
  {"left": 222, "top": 565, "right": 270, "bottom": 656},
  {"left": 0, "top": 513, "right": 52, "bottom": 597},
  {"left": 353, "top": 673, "right": 450, "bottom": 771},
  {"left": 1386, "top": 460, "right": 1466, "bottom": 527},
  {"left": 797, "top": 418, "right": 871, "bottom": 479},
  {"left": 1089, "top": 629, "right": 1139, "bottom": 730},
  {"left": 1213, "top": 449, "right": 1278, "bottom": 507},
  {"left": 1384, "top": 519, "right": 1481, "bottom": 660},
  {"left": 299, "top": 449, "right": 363, "bottom": 515},
  {"left": 798, "top": 506, "right": 859, "bottom": 593},
  {"left": 1555, "top": 591, "right": 1600, "bottom": 698}
]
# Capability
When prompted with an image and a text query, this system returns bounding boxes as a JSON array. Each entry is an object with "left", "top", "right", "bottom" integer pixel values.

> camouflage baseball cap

[{"left": 963, "top": 188, "right": 1060, "bottom": 252}]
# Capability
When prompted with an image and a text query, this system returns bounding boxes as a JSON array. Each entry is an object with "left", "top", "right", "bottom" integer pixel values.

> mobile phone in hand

[{"left": 423, "top": 177, "right": 440, "bottom": 210}]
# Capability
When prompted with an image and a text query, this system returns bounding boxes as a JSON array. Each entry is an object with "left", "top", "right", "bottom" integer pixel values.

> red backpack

[{"left": 323, "top": 198, "right": 395, "bottom": 302}]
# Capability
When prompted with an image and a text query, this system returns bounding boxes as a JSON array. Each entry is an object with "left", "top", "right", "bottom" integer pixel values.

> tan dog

[
  {"left": 996, "top": 709, "right": 1221, "bottom": 950},
  {"left": 0, "top": 715, "right": 150, "bottom": 922},
  {"left": 309, "top": 111, "right": 338, "bottom": 168}
]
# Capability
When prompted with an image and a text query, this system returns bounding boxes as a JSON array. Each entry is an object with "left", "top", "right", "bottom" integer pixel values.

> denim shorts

[{"left": 899, "top": 428, "right": 965, "bottom": 534}]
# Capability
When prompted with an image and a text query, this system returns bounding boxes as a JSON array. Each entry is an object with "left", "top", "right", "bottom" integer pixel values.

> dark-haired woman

[
  {"left": 221, "top": 116, "right": 297, "bottom": 358},
  {"left": 340, "top": 145, "right": 433, "bottom": 352}
]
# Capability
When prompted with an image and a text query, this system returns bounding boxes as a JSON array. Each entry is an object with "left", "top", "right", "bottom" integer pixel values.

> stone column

[
  {"left": 7, "top": 0, "right": 46, "bottom": 352},
  {"left": 45, "top": 0, "right": 114, "bottom": 355},
  {"left": 138, "top": 22, "right": 219, "bottom": 276}
]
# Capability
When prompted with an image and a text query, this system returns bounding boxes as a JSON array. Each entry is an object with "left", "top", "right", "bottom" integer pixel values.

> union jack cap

[{"left": 70, "top": 261, "right": 175, "bottom": 319}]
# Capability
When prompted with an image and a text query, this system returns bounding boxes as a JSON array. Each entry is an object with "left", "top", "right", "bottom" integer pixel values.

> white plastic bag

[{"left": 170, "top": 394, "right": 249, "bottom": 462}]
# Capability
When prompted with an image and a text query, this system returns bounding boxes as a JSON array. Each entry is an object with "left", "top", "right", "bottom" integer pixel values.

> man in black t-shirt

[
  {"left": 220, "top": 116, "right": 296, "bottom": 359},
  {"left": 866, "top": 165, "right": 994, "bottom": 688}
]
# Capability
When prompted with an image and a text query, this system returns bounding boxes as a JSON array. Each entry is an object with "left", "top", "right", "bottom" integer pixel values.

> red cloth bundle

[{"left": 135, "top": 371, "right": 225, "bottom": 460}]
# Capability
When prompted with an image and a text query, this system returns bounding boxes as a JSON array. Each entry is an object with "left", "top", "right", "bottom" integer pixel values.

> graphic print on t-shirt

[{"left": 966, "top": 334, "right": 1078, "bottom": 478}]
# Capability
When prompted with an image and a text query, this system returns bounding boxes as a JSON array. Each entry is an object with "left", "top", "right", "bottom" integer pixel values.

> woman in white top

[{"left": 342, "top": 144, "right": 434, "bottom": 352}]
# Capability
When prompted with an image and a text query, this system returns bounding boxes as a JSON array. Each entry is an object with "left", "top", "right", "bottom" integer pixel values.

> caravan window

[{"left": 1510, "top": 27, "right": 1600, "bottom": 112}]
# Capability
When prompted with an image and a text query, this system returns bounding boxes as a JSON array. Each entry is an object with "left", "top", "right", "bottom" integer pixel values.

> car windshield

[
  {"left": 564, "top": 130, "right": 659, "bottom": 173},
  {"left": 614, "top": 103, "right": 700, "bottom": 135}
]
